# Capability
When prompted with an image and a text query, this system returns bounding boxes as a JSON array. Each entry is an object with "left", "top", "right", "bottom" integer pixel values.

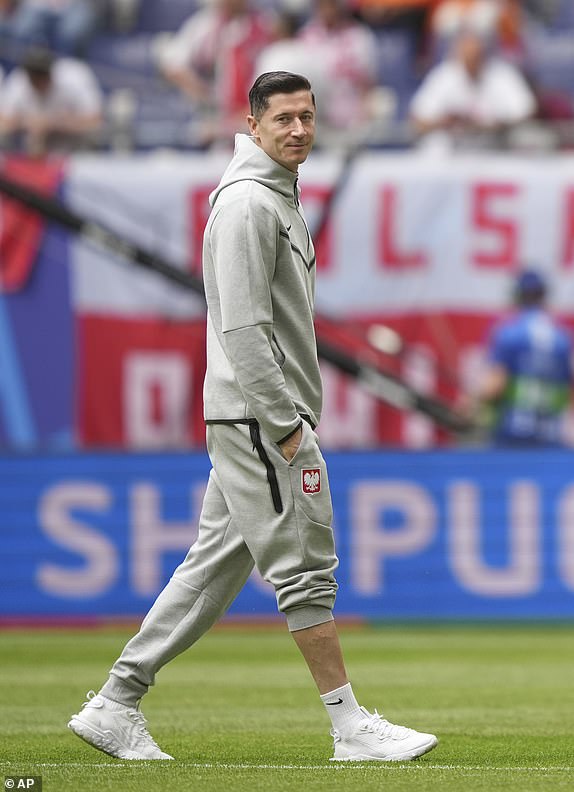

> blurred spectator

[
  {"left": 0, "top": 47, "right": 103, "bottom": 155},
  {"left": 254, "top": 12, "right": 312, "bottom": 77},
  {"left": 0, "top": 0, "right": 19, "bottom": 40},
  {"left": 157, "top": 0, "right": 273, "bottom": 147},
  {"left": 352, "top": 1, "right": 436, "bottom": 26},
  {"left": 355, "top": 0, "right": 436, "bottom": 19},
  {"left": 7, "top": 0, "right": 102, "bottom": 56},
  {"left": 297, "top": 0, "right": 379, "bottom": 145},
  {"left": 353, "top": 0, "right": 436, "bottom": 55},
  {"left": 430, "top": 0, "right": 523, "bottom": 58},
  {"left": 409, "top": 27, "right": 536, "bottom": 152},
  {"left": 252, "top": 11, "right": 330, "bottom": 143},
  {"left": 470, "top": 270, "right": 573, "bottom": 447}
]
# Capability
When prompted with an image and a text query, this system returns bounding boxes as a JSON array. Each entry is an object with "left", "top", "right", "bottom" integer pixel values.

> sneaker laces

[
  {"left": 82, "top": 690, "right": 98, "bottom": 707},
  {"left": 359, "top": 708, "right": 411, "bottom": 740},
  {"left": 127, "top": 709, "right": 162, "bottom": 748}
]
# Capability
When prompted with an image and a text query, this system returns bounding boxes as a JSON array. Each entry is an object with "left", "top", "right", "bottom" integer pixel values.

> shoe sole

[
  {"left": 68, "top": 717, "right": 173, "bottom": 761},
  {"left": 330, "top": 735, "right": 438, "bottom": 762}
]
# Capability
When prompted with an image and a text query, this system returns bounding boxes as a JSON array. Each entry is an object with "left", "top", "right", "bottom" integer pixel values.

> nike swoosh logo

[{"left": 325, "top": 698, "right": 343, "bottom": 705}]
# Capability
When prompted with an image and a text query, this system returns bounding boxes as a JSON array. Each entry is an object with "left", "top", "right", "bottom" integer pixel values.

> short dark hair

[
  {"left": 249, "top": 71, "right": 315, "bottom": 119},
  {"left": 22, "top": 47, "right": 54, "bottom": 78},
  {"left": 514, "top": 269, "right": 547, "bottom": 307}
]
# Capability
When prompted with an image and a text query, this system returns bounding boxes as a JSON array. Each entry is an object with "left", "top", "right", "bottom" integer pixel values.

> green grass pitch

[{"left": 1, "top": 623, "right": 573, "bottom": 791}]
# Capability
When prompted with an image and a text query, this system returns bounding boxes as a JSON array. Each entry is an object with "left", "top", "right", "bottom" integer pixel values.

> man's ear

[{"left": 247, "top": 114, "right": 259, "bottom": 138}]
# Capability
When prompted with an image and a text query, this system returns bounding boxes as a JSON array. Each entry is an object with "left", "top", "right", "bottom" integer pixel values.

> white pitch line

[{"left": 1, "top": 763, "right": 573, "bottom": 772}]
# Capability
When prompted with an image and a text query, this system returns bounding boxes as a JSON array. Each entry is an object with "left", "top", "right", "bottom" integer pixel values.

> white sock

[
  {"left": 320, "top": 682, "right": 364, "bottom": 736},
  {"left": 99, "top": 694, "right": 132, "bottom": 711}
]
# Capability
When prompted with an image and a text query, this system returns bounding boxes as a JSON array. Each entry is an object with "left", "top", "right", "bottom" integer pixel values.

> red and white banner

[{"left": 62, "top": 152, "right": 574, "bottom": 449}]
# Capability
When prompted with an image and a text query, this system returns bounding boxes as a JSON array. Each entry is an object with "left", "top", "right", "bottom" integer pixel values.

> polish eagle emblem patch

[{"left": 302, "top": 468, "right": 321, "bottom": 494}]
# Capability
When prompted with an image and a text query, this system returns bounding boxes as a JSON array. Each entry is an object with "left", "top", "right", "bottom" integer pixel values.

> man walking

[{"left": 68, "top": 71, "right": 438, "bottom": 763}]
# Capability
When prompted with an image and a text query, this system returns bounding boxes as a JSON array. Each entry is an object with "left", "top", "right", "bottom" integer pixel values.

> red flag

[{"left": 0, "top": 157, "right": 63, "bottom": 293}]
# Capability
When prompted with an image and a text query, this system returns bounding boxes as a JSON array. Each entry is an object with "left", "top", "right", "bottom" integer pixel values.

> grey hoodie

[{"left": 202, "top": 133, "right": 322, "bottom": 444}]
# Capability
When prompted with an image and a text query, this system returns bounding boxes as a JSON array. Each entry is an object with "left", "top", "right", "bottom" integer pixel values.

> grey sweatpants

[{"left": 100, "top": 420, "right": 339, "bottom": 707}]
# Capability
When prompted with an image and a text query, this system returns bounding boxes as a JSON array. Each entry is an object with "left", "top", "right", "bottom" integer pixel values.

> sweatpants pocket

[
  {"left": 285, "top": 422, "right": 333, "bottom": 528},
  {"left": 292, "top": 501, "right": 337, "bottom": 570},
  {"left": 249, "top": 421, "right": 283, "bottom": 514}
]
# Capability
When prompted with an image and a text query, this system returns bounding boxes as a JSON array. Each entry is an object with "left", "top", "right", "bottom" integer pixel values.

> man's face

[
  {"left": 219, "top": 0, "right": 247, "bottom": 16},
  {"left": 316, "top": 0, "right": 343, "bottom": 28},
  {"left": 29, "top": 71, "right": 51, "bottom": 95},
  {"left": 247, "top": 90, "right": 315, "bottom": 173},
  {"left": 456, "top": 32, "right": 485, "bottom": 78}
]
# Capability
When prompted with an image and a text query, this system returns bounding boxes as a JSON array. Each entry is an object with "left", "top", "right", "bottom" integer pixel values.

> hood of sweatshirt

[{"left": 209, "top": 133, "right": 300, "bottom": 208}]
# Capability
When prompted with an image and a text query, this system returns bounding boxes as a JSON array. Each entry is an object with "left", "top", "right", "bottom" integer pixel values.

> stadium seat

[
  {"left": 375, "top": 30, "right": 418, "bottom": 120},
  {"left": 135, "top": 89, "right": 199, "bottom": 149},
  {"left": 548, "top": 0, "right": 574, "bottom": 31},
  {"left": 524, "top": 30, "right": 574, "bottom": 99},
  {"left": 103, "top": 84, "right": 199, "bottom": 151},
  {"left": 87, "top": 33, "right": 160, "bottom": 90},
  {"left": 136, "top": 0, "right": 198, "bottom": 33},
  {"left": 87, "top": 30, "right": 198, "bottom": 150}
]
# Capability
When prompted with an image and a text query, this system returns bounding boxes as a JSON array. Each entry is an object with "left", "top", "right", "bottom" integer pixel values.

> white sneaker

[
  {"left": 68, "top": 691, "right": 173, "bottom": 760},
  {"left": 330, "top": 707, "right": 437, "bottom": 762}
]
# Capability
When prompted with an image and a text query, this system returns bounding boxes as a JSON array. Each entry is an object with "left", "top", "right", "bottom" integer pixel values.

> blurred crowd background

[
  {"left": 1, "top": 0, "right": 574, "bottom": 454},
  {"left": 0, "top": 0, "right": 573, "bottom": 156}
]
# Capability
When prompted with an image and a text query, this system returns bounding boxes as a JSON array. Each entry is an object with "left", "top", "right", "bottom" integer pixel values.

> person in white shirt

[
  {"left": 253, "top": 12, "right": 328, "bottom": 139},
  {"left": 158, "top": 0, "right": 272, "bottom": 146},
  {"left": 0, "top": 47, "right": 103, "bottom": 155},
  {"left": 254, "top": 12, "right": 313, "bottom": 79},
  {"left": 409, "top": 27, "right": 536, "bottom": 152},
  {"left": 298, "top": 0, "right": 379, "bottom": 142}
]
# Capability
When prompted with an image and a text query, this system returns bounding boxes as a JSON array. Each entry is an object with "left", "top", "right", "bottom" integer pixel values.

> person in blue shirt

[{"left": 477, "top": 270, "right": 573, "bottom": 446}]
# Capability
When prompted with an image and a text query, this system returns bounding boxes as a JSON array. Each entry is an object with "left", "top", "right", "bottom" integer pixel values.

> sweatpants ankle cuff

[
  {"left": 99, "top": 675, "right": 145, "bottom": 708},
  {"left": 286, "top": 605, "right": 334, "bottom": 632}
]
